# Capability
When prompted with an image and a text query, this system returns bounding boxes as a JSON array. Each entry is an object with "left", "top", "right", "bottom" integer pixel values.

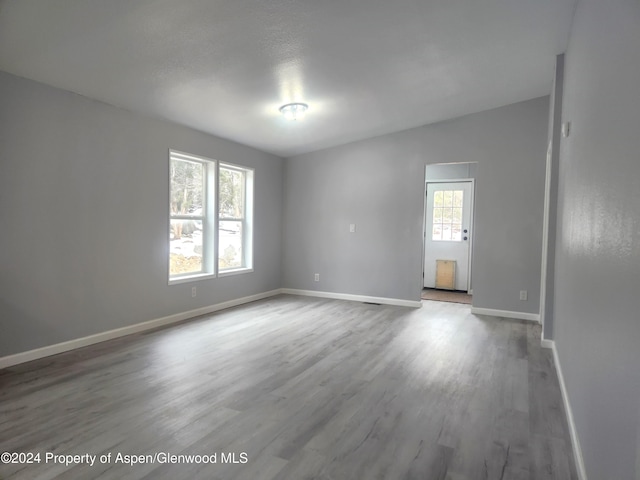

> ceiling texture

[{"left": 0, "top": 0, "right": 577, "bottom": 157}]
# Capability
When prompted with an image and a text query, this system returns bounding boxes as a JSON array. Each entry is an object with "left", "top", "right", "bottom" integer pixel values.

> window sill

[
  {"left": 218, "top": 267, "right": 253, "bottom": 278},
  {"left": 168, "top": 272, "right": 216, "bottom": 285}
]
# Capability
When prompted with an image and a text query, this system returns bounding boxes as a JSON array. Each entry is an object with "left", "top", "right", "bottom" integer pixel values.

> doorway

[{"left": 422, "top": 163, "right": 476, "bottom": 300}]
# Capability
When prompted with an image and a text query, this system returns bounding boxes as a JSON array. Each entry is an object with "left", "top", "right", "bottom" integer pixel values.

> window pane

[
  {"left": 170, "top": 159, "right": 204, "bottom": 217},
  {"left": 219, "top": 220, "right": 243, "bottom": 269},
  {"left": 453, "top": 190, "right": 464, "bottom": 207},
  {"left": 442, "top": 224, "right": 452, "bottom": 241},
  {"left": 432, "top": 225, "right": 442, "bottom": 240},
  {"left": 443, "top": 190, "right": 453, "bottom": 207},
  {"left": 453, "top": 207, "right": 462, "bottom": 223},
  {"left": 434, "top": 191, "right": 444, "bottom": 207},
  {"left": 451, "top": 225, "right": 462, "bottom": 241},
  {"left": 169, "top": 219, "right": 203, "bottom": 275},
  {"left": 219, "top": 167, "right": 245, "bottom": 219},
  {"left": 443, "top": 207, "right": 453, "bottom": 223},
  {"left": 433, "top": 207, "right": 443, "bottom": 223}
]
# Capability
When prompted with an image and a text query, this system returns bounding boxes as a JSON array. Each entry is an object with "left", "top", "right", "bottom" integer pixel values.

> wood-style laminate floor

[
  {"left": 0, "top": 295, "right": 577, "bottom": 480},
  {"left": 421, "top": 289, "right": 473, "bottom": 305}
]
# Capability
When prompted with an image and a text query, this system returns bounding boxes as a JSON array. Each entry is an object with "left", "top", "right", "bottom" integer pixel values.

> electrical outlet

[
  {"left": 314, "top": 273, "right": 320, "bottom": 282},
  {"left": 192, "top": 286, "right": 197, "bottom": 298},
  {"left": 349, "top": 223, "right": 356, "bottom": 233},
  {"left": 520, "top": 290, "right": 527, "bottom": 301}
]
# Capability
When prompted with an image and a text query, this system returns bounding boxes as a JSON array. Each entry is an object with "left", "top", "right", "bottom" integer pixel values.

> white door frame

[
  {"left": 539, "top": 141, "right": 553, "bottom": 330},
  {"left": 422, "top": 178, "right": 475, "bottom": 292}
]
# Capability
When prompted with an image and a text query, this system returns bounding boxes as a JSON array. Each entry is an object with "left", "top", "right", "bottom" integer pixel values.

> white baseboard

[
  {"left": 541, "top": 340, "right": 588, "bottom": 480},
  {"left": 0, "top": 289, "right": 282, "bottom": 370},
  {"left": 0, "top": 288, "right": 420, "bottom": 369},
  {"left": 281, "top": 288, "right": 422, "bottom": 308},
  {"left": 470, "top": 307, "right": 540, "bottom": 323}
]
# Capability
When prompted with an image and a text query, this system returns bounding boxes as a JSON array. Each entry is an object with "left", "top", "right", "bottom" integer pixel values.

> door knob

[
  {"left": 463, "top": 229, "right": 468, "bottom": 233},
  {"left": 464, "top": 236, "right": 468, "bottom": 240}
]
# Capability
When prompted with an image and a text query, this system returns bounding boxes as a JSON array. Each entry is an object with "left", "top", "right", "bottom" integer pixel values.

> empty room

[{"left": 1, "top": 0, "right": 639, "bottom": 479}]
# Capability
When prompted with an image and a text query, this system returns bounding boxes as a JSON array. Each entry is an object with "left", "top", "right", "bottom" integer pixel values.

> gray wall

[
  {"left": 0, "top": 71, "right": 284, "bottom": 357},
  {"left": 552, "top": 0, "right": 640, "bottom": 477},
  {"left": 283, "top": 97, "right": 549, "bottom": 313}
]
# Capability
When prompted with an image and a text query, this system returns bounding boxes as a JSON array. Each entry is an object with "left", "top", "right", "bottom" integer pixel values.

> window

[
  {"left": 218, "top": 164, "right": 254, "bottom": 273},
  {"left": 168, "top": 151, "right": 253, "bottom": 283},
  {"left": 432, "top": 189, "right": 463, "bottom": 241},
  {"left": 169, "top": 151, "right": 216, "bottom": 280}
]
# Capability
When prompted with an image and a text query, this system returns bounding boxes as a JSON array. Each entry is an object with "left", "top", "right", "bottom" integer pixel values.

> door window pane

[
  {"left": 443, "top": 190, "right": 453, "bottom": 207},
  {"left": 442, "top": 224, "right": 452, "bottom": 241},
  {"left": 451, "top": 225, "right": 462, "bottom": 241},
  {"left": 432, "top": 189, "right": 464, "bottom": 242},
  {"left": 453, "top": 190, "right": 463, "bottom": 208}
]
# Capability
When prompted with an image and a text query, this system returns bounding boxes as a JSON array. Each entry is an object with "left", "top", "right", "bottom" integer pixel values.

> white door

[{"left": 424, "top": 181, "right": 473, "bottom": 291}]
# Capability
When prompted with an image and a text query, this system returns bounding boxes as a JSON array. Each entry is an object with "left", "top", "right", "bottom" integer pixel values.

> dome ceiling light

[{"left": 279, "top": 102, "right": 308, "bottom": 121}]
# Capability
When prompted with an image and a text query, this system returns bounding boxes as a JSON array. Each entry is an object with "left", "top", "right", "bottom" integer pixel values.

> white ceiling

[{"left": 0, "top": 0, "right": 576, "bottom": 157}]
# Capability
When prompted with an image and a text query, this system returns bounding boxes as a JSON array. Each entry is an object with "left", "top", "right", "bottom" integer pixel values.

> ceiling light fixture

[{"left": 279, "top": 102, "right": 308, "bottom": 121}]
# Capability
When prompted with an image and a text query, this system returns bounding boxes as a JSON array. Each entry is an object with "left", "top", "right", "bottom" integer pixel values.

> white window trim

[
  {"left": 218, "top": 267, "right": 254, "bottom": 278},
  {"left": 168, "top": 152, "right": 254, "bottom": 284},
  {"left": 168, "top": 150, "right": 217, "bottom": 285},
  {"left": 218, "top": 162, "right": 254, "bottom": 274},
  {"left": 169, "top": 272, "right": 217, "bottom": 285}
]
